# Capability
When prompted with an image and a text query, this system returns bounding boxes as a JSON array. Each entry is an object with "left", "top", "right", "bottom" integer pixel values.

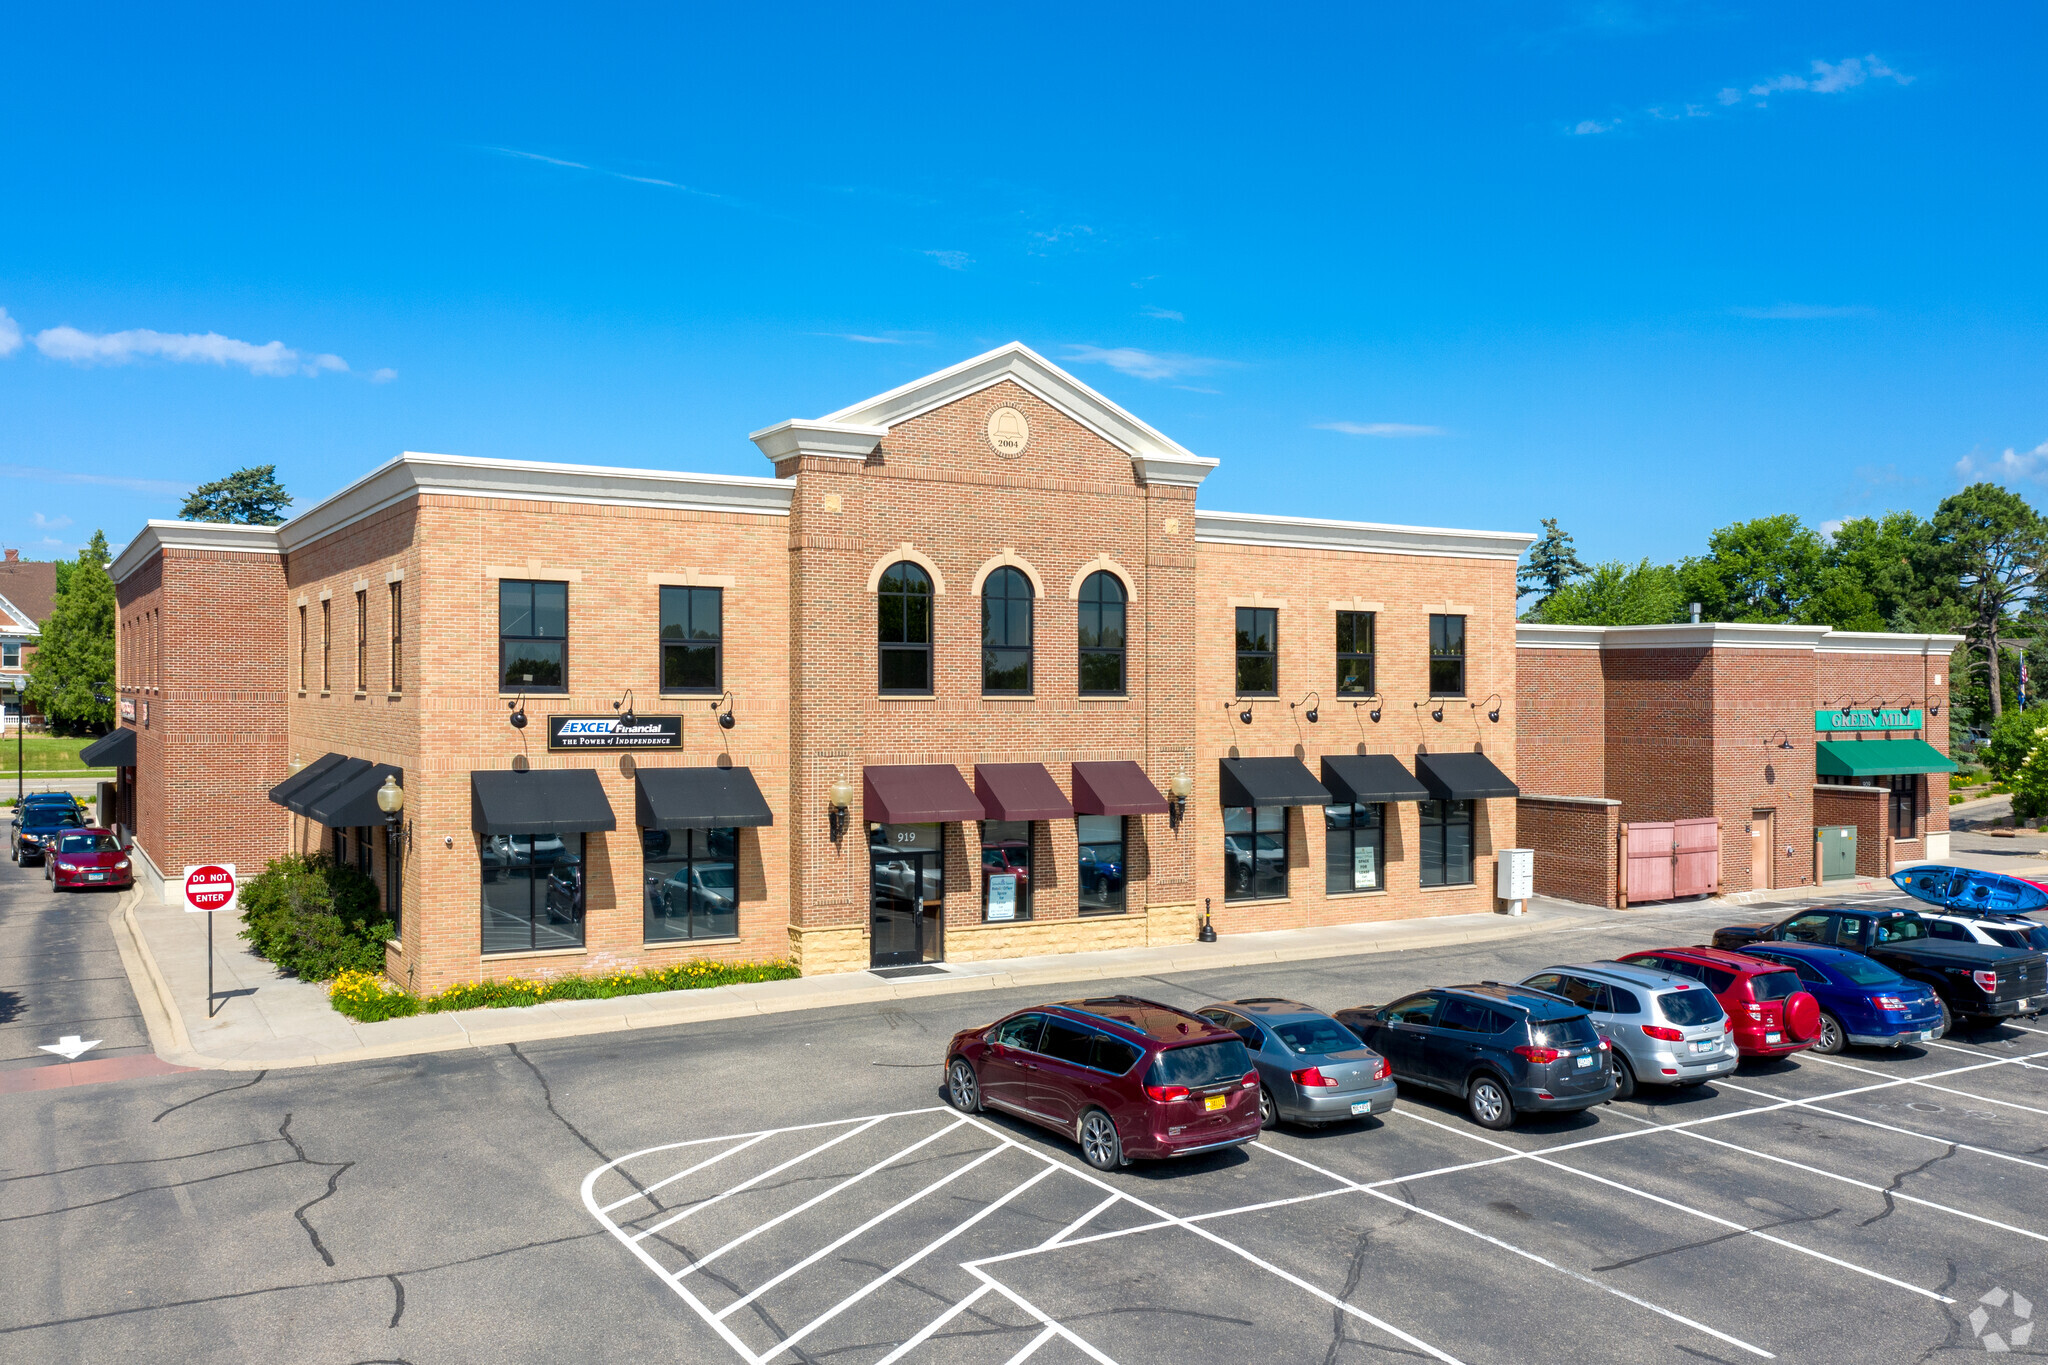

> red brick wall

[
  {"left": 1517, "top": 797, "right": 1619, "bottom": 907},
  {"left": 1515, "top": 647, "right": 1605, "bottom": 798},
  {"left": 1815, "top": 785, "right": 1888, "bottom": 877}
]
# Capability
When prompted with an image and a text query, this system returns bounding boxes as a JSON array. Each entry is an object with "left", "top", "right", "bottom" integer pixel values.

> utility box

[
  {"left": 1497, "top": 848, "right": 1535, "bottom": 913},
  {"left": 1818, "top": 825, "right": 1859, "bottom": 881}
]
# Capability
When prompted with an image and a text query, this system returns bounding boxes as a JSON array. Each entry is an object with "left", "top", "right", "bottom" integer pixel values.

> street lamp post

[{"left": 375, "top": 776, "right": 405, "bottom": 934}]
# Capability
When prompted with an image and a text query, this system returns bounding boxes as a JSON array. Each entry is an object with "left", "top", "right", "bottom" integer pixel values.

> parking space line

[
  {"left": 678, "top": 1117, "right": 976, "bottom": 1281},
  {"left": 1252, "top": 1139, "right": 1774, "bottom": 1359},
  {"left": 601, "top": 1133, "right": 773, "bottom": 1215},
  {"left": 968, "top": 1275, "right": 1122, "bottom": 1365},
  {"left": 1602, "top": 1106, "right": 2048, "bottom": 1247},
  {"left": 714, "top": 1138, "right": 1015, "bottom": 1318},
  {"left": 1000, "top": 1323, "right": 1062, "bottom": 1364},
  {"left": 1715, "top": 1077, "right": 2048, "bottom": 1174},
  {"left": 1381, "top": 1111, "right": 1955, "bottom": 1302},
  {"left": 869, "top": 1282, "right": 996, "bottom": 1365},
  {"left": 763, "top": 1164, "right": 1061, "bottom": 1364},
  {"left": 1800, "top": 1053, "right": 2048, "bottom": 1118},
  {"left": 632, "top": 1114, "right": 893, "bottom": 1245},
  {"left": 1924, "top": 1039, "right": 2048, "bottom": 1072}
]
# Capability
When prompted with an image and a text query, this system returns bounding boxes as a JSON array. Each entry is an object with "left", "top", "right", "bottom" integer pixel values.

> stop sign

[{"left": 181, "top": 864, "right": 239, "bottom": 915}]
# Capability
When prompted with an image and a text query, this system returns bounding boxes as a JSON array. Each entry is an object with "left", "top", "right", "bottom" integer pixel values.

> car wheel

[
  {"left": 1257, "top": 1085, "right": 1278, "bottom": 1130},
  {"left": 1467, "top": 1076, "right": 1515, "bottom": 1131},
  {"left": 1611, "top": 1054, "right": 1637, "bottom": 1101},
  {"left": 1078, "top": 1109, "right": 1122, "bottom": 1171},
  {"left": 946, "top": 1058, "right": 981, "bottom": 1114},
  {"left": 1813, "top": 1011, "right": 1846, "bottom": 1055},
  {"left": 1935, "top": 999, "right": 1954, "bottom": 1039}
]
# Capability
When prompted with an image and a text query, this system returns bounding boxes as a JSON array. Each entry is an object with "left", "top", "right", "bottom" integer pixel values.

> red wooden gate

[{"left": 1623, "top": 819, "right": 1721, "bottom": 905}]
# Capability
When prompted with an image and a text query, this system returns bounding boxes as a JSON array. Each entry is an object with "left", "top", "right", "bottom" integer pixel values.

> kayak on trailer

[{"left": 1890, "top": 865, "right": 2048, "bottom": 914}]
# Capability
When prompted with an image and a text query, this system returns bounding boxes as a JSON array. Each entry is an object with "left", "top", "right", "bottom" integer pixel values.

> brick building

[
  {"left": 107, "top": 344, "right": 1534, "bottom": 992},
  {"left": 0, "top": 547, "right": 57, "bottom": 725},
  {"left": 1516, "top": 622, "right": 1964, "bottom": 907}
]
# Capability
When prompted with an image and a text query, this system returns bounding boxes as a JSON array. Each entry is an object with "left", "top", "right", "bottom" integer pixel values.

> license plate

[
  {"left": 1575, "top": 1055, "right": 1594, "bottom": 1069},
  {"left": 1204, "top": 1095, "right": 1225, "bottom": 1112},
  {"left": 86, "top": 873, "right": 106, "bottom": 881},
  {"left": 1690, "top": 1040, "right": 1715, "bottom": 1053},
  {"left": 1765, "top": 1032, "right": 1781, "bottom": 1043},
  {"left": 1919, "top": 1030, "right": 1936, "bottom": 1042},
  {"left": 1350, "top": 1100, "right": 1373, "bottom": 1116}
]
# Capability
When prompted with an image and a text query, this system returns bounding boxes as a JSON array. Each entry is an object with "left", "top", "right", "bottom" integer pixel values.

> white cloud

[
  {"left": 0, "top": 307, "right": 20, "bottom": 357},
  {"left": 812, "top": 331, "right": 931, "bottom": 346},
  {"left": 1315, "top": 421, "right": 1448, "bottom": 438},
  {"left": 1061, "top": 345, "right": 1234, "bottom": 382},
  {"left": 1140, "top": 305, "right": 1185, "bottom": 321},
  {"left": 370, "top": 367, "right": 398, "bottom": 383},
  {"left": 31, "top": 512, "right": 72, "bottom": 530},
  {"left": 1819, "top": 519, "right": 1845, "bottom": 537},
  {"left": 1570, "top": 119, "right": 1615, "bottom": 136},
  {"left": 1578, "top": 53, "right": 1910, "bottom": 135},
  {"left": 1730, "top": 304, "right": 1874, "bottom": 320},
  {"left": 922, "top": 250, "right": 971, "bottom": 271},
  {"left": 0, "top": 463, "right": 191, "bottom": 496},
  {"left": 35, "top": 324, "right": 348, "bottom": 377},
  {"left": 1957, "top": 440, "right": 2048, "bottom": 485},
  {"left": 489, "top": 146, "right": 717, "bottom": 197}
]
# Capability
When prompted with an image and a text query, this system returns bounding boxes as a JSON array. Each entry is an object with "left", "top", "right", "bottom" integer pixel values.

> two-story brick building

[{"left": 107, "top": 344, "right": 1534, "bottom": 992}]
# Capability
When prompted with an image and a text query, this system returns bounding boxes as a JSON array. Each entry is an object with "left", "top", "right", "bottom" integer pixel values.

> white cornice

[
  {"left": 1515, "top": 622, "right": 1953, "bottom": 653},
  {"left": 110, "top": 521, "right": 281, "bottom": 584},
  {"left": 1814, "top": 631, "right": 1968, "bottom": 656},
  {"left": 760, "top": 341, "right": 1218, "bottom": 488},
  {"left": 1194, "top": 510, "right": 1534, "bottom": 561},
  {"left": 0, "top": 590, "right": 38, "bottom": 635},
  {"left": 747, "top": 419, "right": 888, "bottom": 463},
  {"left": 1515, "top": 624, "right": 1606, "bottom": 650},
  {"left": 274, "top": 452, "right": 793, "bottom": 553}
]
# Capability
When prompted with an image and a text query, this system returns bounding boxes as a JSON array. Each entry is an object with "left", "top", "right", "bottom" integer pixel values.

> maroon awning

[
  {"left": 1071, "top": 761, "right": 1170, "bottom": 817},
  {"left": 974, "top": 763, "right": 1074, "bottom": 821},
  {"left": 863, "top": 764, "right": 985, "bottom": 825}
]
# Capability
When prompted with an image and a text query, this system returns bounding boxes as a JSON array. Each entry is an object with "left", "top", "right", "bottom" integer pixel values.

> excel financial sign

[
  {"left": 546, "top": 715, "right": 683, "bottom": 749},
  {"left": 1814, "top": 708, "right": 1924, "bottom": 732}
]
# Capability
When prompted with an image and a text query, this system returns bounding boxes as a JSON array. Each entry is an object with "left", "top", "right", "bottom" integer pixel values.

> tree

[
  {"left": 1680, "top": 514, "right": 1831, "bottom": 623},
  {"left": 1517, "top": 518, "right": 1588, "bottom": 614},
  {"left": 26, "top": 533, "right": 116, "bottom": 734},
  {"left": 1926, "top": 483, "right": 2047, "bottom": 722},
  {"left": 1826, "top": 511, "right": 1934, "bottom": 629},
  {"left": 180, "top": 464, "right": 292, "bottom": 525},
  {"left": 1528, "top": 559, "right": 1688, "bottom": 626}
]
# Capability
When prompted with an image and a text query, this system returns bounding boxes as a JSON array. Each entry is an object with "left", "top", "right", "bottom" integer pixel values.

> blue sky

[{"left": 2, "top": 3, "right": 2043, "bottom": 567}]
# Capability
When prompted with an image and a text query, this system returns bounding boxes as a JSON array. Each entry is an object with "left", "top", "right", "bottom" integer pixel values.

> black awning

[
  {"left": 471, "top": 768, "right": 618, "bottom": 836},
  {"left": 79, "top": 727, "right": 137, "bottom": 768},
  {"left": 269, "top": 752, "right": 351, "bottom": 812},
  {"left": 1322, "top": 754, "right": 1431, "bottom": 805},
  {"left": 279, "top": 756, "right": 372, "bottom": 817},
  {"left": 634, "top": 766, "right": 773, "bottom": 830},
  {"left": 1415, "top": 751, "right": 1520, "bottom": 800},
  {"left": 306, "top": 764, "right": 404, "bottom": 828},
  {"left": 1218, "top": 756, "right": 1332, "bottom": 808}
]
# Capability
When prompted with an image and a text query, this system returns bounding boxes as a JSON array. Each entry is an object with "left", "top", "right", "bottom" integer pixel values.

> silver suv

[{"left": 1520, "top": 961, "right": 1736, "bottom": 1099}]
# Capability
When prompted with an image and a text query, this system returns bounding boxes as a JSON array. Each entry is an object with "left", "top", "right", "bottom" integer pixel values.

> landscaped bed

[{"left": 329, "top": 959, "right": 800, "bottom": 1022}]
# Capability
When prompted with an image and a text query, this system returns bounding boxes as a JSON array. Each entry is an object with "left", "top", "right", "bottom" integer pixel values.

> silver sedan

[{"left": 1196, "top": 998, "right": 1397, "bottom": 1128}]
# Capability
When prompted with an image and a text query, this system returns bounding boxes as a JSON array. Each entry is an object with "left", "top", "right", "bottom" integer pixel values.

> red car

[
  {"left": 945, "top": 995, "right": 1262, "bottom": 1171},
  {"left": 45, "top": 827, "right": 134, "bottom": 892},
  {"left": 1617, "top": 947, "right": 1821, "bottom": 1058}
]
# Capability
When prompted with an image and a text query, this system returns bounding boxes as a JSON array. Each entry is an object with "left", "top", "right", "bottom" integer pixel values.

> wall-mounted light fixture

[
  {"left": 1417, "top": 699, "right": 1445, "bottom": 723},
  {"left": 1768, "top": 728, "right": 1795, "bottom": 751},
  {"left": 1351, "top": 696, "right": 1383, "bottom": 724},
  {"left": 507, "top": 693, "right": 528, "bottom": 730},
  {"left": 1930, "top": 700, "right": 1943, "bottom": 717},
  {"left": 611, "top": 688, "right": 636, "bottom": 726},
  {"left": 827, "top": 778, "right": 855, "bottom": 843},
  {"left": 1838, "top": 700, "right": 1855, "bottom": 718},
  {"left": 711, "top": 690, "right": 737, "bottom": 730},
  {"left": 1473, "top": 693, "right": 1503, "bottom": 723},
  {"left": 1168, "top": 771, "right": 1192, "bottom": 830},
  {"left": 1291, "top": 691, "right": 1321, "bottom": 724},
  {"left": 1229, "top": 699, "right": 1255, "bottom": 725}
]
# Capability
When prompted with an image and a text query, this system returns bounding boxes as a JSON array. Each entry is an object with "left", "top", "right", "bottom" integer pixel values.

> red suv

[
  {"left": 945, "top": 996, "right": 1262, "bottom": 1171},
  {"left": 1617, "top": 947, "right": 1821, "bottom": 1058}
]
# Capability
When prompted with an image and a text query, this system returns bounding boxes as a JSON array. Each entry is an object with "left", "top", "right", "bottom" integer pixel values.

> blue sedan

[{"left": 1737, "top": 943, "right": 1946, "bottom": 1052}]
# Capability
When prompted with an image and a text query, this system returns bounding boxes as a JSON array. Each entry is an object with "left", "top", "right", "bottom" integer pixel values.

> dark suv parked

[
  {"left": 1337, "top": 983, "right": 1616, "bottom": 1129},
  {"left": 945, "top": 996, "right": 1261, "bottom": 1170}
]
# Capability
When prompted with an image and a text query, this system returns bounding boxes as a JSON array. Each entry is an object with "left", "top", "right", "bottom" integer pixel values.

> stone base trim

[{"left": 789, "top": 923, "right": 870, "bottom": 976}]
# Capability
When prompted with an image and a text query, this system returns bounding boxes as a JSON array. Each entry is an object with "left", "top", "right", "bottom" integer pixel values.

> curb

[{"left": 123, "top": 904, "right": 1622, "bottom": 1072}]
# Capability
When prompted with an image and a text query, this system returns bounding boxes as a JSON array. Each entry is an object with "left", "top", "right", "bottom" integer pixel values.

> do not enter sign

[{"left": 181, "top": 864, "right": 239, "bottom": 915}]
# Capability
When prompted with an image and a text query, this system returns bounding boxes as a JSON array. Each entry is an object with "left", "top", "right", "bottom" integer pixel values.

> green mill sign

[{"left": 1813, "top": 708, "right": 1924, "bottom": 732}]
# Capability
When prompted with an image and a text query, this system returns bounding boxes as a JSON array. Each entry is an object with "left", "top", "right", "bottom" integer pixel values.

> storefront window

[
  {"left": 1224, "top": 806, "right": 1287, "bottom": 901},
  {"left": 1078, "top": 571, "right": 1127, "bottom": 694},
  {"left": 981, "top": 820, "right": 1033, "bottom": 921},
  {"left": 660, "top": 586, "right": 723, "bottom": 692},
  {"left": 500, "top": 579, "right": 568, "bottom": 691},
  {"left": 1078, "top": 814, "right": 1126, "bottom": 914},
  {"left": 1890, "top": 775, "right": 1918, "bottom": 839},
  {"left": 481, "top": 832, "right": 586, "bottom": 953},
  {"left": 1420, "top": 800, "right": 1474, "bottom": 886},
  {"left": 643, "top": 827, "right": 739, "bottom": 941},
  {"left": 1235, "top": 608, "right": 1277, "bottom": 696},
  {"left": 1324, "top": 803, "right": 1384, "bottom": 894}
]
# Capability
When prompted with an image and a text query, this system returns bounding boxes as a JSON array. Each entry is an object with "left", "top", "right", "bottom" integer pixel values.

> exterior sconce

[
  {"left": 1837, "top": 701, "right": 1854, "bottom": 718},
  {"left": 612, "top": 688, "right": 636, "bottom": 726},
  {"left": 827, "top": 778, "right": 855, "bottom": 843},
  {"left": 1768, "top": 728, "right": 1794, "bottom": 751},
  {"left": 1168, "top": 770, "right": 1193, "bottom": 830},
  {"left": 1291, "top": 691, "right": 1321, "bottom": 724},
  {"left": 1418, "top": 699, "right": 1445, "bottom": 723},
  {"left": 711, "top": 691, "right": 737, "bottom": 730},
  {"left": 507, "top": 694, "right": 528, "bottom": 730},
  {"left": 1474, "top": 693, "right": 1503, "bottom": 723},
  {"left": 1930, "top": 701, "right": 1942, "bottom": 717},
  {"left": 1352, "top": 697, "right": 1383, "bottom": 723}
]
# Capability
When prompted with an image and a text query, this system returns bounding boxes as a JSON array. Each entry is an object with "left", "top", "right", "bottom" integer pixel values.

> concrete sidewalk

[{"left": 111, "top": 892, "right": 1621, "bottom": 1072}]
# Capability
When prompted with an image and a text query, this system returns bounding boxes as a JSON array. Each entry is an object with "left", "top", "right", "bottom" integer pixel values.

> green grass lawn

[{"left": 0, "top": 733, "right": 114, "bottom": 775}]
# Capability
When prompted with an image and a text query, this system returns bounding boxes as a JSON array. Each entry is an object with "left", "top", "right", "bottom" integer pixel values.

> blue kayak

[{"left": 1890, "top": 865, "right": 2048, "bottom": 914}]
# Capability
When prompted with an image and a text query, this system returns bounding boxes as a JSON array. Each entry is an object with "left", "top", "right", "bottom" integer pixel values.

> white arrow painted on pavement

[{"left": 38, "top": 1035, "right": 101, "bottom": 1061}]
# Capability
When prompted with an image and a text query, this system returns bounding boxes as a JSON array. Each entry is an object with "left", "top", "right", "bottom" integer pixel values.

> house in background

[{"left": 0, "top": 548, "right": 55, "bottom": 728}]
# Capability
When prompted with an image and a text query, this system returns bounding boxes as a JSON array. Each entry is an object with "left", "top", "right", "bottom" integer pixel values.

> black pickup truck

[{"left": 1714, "top": 905, "right": 2047, "bottom": 1028}]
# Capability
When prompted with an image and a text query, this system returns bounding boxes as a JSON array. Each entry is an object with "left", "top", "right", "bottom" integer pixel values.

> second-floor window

[
  {"left": 1336, "top": 611, "right": 1374, "bottom": 695},
  {"left": 389, "top": 582, "right": 403, "bottom": 692},
  {"left": 1235, "top": 607, "right": 1277, "bottom": 696},
  {"left": 660, "top": 586, "right": 723, "bottom": 692},
  {"left": 1078, "top": 571, "right": 1126, "bottom": 694},
  {"left": 982, "top": 566, "right": 1033, "bottom": 694},
  {"left": 500, "top": 579, "right": 568, "bottom": 691},
  {"left": 355, "top": 590, "right": 367, "bottom": 692},
  {"left": 878, "top": 562, "right": 933, "bottom": 693},
  {"left": 1429, "top": 614, "right": 1466, "bottom": 696},
  {"left": 297, "top": 606, "right": 306, "bottom": 690},
  {"left": 321, "top": 600, "right": 331, "bottom": 692}
]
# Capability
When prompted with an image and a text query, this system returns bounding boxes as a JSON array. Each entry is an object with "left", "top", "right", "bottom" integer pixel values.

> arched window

[
  {"left": 1077, "top": 571, "right": 1127, "bottom": 694},
  {"left": 982, "top": 566, "right": 1033, "bottom": 694},
  {"left": 878, "top": 562, "right": 934, "bottom": 693}
]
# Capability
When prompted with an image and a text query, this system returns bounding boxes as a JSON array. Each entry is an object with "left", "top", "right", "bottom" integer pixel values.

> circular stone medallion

[{"left": 985, "top": 406, "right": 1029, "bottom": 457}]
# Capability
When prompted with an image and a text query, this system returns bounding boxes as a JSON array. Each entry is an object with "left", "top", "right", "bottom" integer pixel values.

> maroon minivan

[{"left": 945, "top": 995, "right": 1263, "bottom": 1171}]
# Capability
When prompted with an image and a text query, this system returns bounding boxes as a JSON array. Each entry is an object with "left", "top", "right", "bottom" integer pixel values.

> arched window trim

[
  {"left": 1077, "top": 569, "right": 1128, "bottom": 696},
  {"left": 981, "top": 565, "right": 1034, "bottom": 696},
  {"left": 878, "top": 561, "right": 935, "bottom": 694}
]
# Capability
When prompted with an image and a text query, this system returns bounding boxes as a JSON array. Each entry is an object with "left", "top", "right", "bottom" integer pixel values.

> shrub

[
  {"left": 2012, "top": 729, "right": 2048, "bottom": 821},
  {"left": 1983, "top": 705, "right": 2048, "bottom": 781},
  {"left": 240, "top": 854, "right": 394, "bottom": 982},
  {"left": 326, "top": 957, "right": 800, "bottom": 1022},
  {"left": 329, "top": 969, "right": 420, "bottom": 1022}
]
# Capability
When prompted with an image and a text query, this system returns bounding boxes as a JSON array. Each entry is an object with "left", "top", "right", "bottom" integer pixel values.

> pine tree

[
  {"left": 1517, "top": 518, "right": 1588, "bottom": 612},
  {"left": 180, "top": 464, "right": 293, "bottom": 525},
  {"left": 27, "top": 532, "right": 116, "bottom": 734}
]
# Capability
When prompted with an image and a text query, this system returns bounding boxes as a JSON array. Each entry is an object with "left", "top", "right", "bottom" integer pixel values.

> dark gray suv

[{"left": 1337, "top": 982, "right": 1616, "bottom": 1129}]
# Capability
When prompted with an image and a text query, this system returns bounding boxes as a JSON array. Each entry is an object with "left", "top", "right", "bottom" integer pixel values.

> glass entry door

[{"left": 870, "top": 823, "right": 945, "bottom": 967}]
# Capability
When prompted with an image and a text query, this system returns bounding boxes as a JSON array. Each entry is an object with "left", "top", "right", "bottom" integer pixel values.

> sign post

[{"left": 181, "top": 864, "right": 239, "bottom": 1017}]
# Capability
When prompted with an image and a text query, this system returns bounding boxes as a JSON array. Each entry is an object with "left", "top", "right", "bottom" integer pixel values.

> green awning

[{"left": 1816, "top": 738, "right": 1958, "bottom": 778}]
